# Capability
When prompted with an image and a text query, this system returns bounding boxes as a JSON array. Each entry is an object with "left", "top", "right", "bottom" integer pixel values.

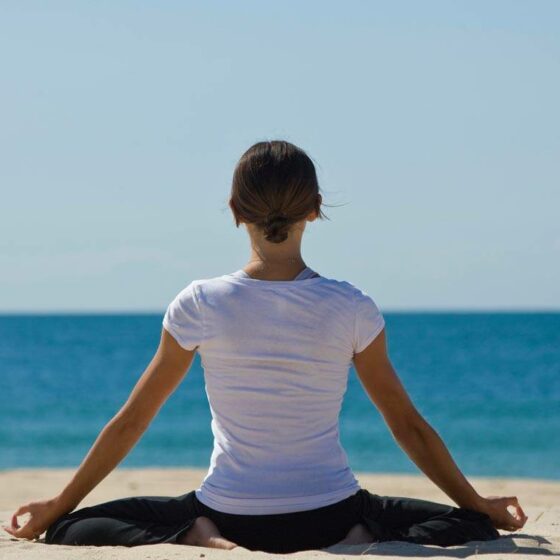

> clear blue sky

[{"left": 1, "top": 1, "right": 558, "bottom": 311}]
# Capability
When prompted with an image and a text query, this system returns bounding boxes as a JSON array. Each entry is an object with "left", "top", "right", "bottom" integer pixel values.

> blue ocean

[{"left": 1, "top": 313, "right": 558, "bottom": 479}]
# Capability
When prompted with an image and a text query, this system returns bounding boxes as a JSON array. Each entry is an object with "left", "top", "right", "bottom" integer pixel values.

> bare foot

[
  {"left": 334, "top": 522, "right": 376, "bottom": 545},
  {"left": 179, "top": 516, "right": 239, "bottom": 550}
]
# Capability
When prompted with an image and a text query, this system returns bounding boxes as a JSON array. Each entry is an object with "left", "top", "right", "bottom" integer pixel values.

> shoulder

[
  {"left": 332, "top": 280, "right": 384, "bottom": 322},
  {"left": 170, "top": 274, "right": 237, "bottom": 303},
  {"left": 322, "top": 278, "right": 376, "bottom": 301}
]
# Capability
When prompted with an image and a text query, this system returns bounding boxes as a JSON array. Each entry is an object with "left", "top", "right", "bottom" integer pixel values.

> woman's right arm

[
  {"left": 352, "top": 328, "right": 528, "bottom": 532},
  {"left": 3, "top": 327, "right": 196, "bottom": 540}
]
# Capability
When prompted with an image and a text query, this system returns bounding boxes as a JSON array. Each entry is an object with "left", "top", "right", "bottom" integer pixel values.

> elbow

[
  {"left": 112, "top": 411, "right": 150, "bottom": 434},
  {"left": 390, "top": 409, "right": 429, "bottom": 442}
]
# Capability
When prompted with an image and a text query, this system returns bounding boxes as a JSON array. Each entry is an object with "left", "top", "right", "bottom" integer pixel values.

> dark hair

[{"left": 229, "top": 140, "right": 329, "bottom": 243}]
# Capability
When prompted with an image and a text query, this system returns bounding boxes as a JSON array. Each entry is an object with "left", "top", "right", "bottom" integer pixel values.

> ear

[{"left": 307, "top": 194, "right": 322, "bottom": 222}]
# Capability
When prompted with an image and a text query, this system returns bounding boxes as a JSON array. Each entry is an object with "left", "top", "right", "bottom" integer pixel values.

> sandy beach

[{"left": 0, "top": 468, "right": 558, "bottom": 559}]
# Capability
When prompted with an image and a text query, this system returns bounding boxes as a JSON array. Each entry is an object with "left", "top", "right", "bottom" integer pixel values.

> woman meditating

[{"left": 5, "top": 140, "right": 527, "bottom": 553}]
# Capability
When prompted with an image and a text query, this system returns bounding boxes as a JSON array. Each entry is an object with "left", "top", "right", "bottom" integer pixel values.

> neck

[{"left": 244, "top": 240, "right": 307, "bottom": 281}]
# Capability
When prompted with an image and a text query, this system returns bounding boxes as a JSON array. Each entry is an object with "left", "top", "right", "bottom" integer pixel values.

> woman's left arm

[{"left": 4, "top": 328, "right": 195, "bottom": 540}]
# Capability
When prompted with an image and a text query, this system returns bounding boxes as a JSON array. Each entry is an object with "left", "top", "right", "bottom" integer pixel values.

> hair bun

[{"left": 263, "top": 211, "right": 290, "bottom": 243}]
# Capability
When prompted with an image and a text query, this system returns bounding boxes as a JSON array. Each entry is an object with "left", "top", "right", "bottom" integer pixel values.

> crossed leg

[
  {"left": 333, "top": 493, "right": 499, "bottom": 548},
  {"left": 371, "top": 494, "right": 499, "bottom": 546},
  {"left": 45, "top": 492, "right": 238, "bottom": 550}
]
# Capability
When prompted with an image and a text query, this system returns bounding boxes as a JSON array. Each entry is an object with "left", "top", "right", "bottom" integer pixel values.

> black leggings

[{"left": 45, "top": 488, "right": 500, "bottom": 554}]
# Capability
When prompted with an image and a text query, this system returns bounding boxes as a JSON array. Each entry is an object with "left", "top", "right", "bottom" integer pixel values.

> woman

[{"left": 4, "top": 140, "right": 527, "bottom": 554}]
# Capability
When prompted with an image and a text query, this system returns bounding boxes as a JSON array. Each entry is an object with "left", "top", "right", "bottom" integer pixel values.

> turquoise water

[{"left": 1, "top": 313, "right": 558, "bottom": 479}]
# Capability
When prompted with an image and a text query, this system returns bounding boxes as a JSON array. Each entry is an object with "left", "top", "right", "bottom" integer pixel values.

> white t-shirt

[{"left": 162, "top": 267, "right": 385, "bottom": 514}]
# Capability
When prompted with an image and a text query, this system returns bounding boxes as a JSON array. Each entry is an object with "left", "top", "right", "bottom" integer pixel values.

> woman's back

[{"left": 163, "top": 266, "right": 385, "bottom": 514}]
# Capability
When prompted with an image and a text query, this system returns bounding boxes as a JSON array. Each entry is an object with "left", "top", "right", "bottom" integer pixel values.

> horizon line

[{"left": 0, "top": 308, "right": 559, "bottom": 315}]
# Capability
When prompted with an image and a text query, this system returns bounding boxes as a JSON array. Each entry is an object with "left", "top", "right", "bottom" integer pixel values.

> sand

[{"left": 1, "top": 468, "right": 558, "bottom": 559}]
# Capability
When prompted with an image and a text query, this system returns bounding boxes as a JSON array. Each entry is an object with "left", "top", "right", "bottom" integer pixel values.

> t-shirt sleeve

[
  {"left": 162, "top": 281, "right": 204, "bottom": 351},
  {"left": 353, "top": 287, "right": 385, "bottom": 354}
]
